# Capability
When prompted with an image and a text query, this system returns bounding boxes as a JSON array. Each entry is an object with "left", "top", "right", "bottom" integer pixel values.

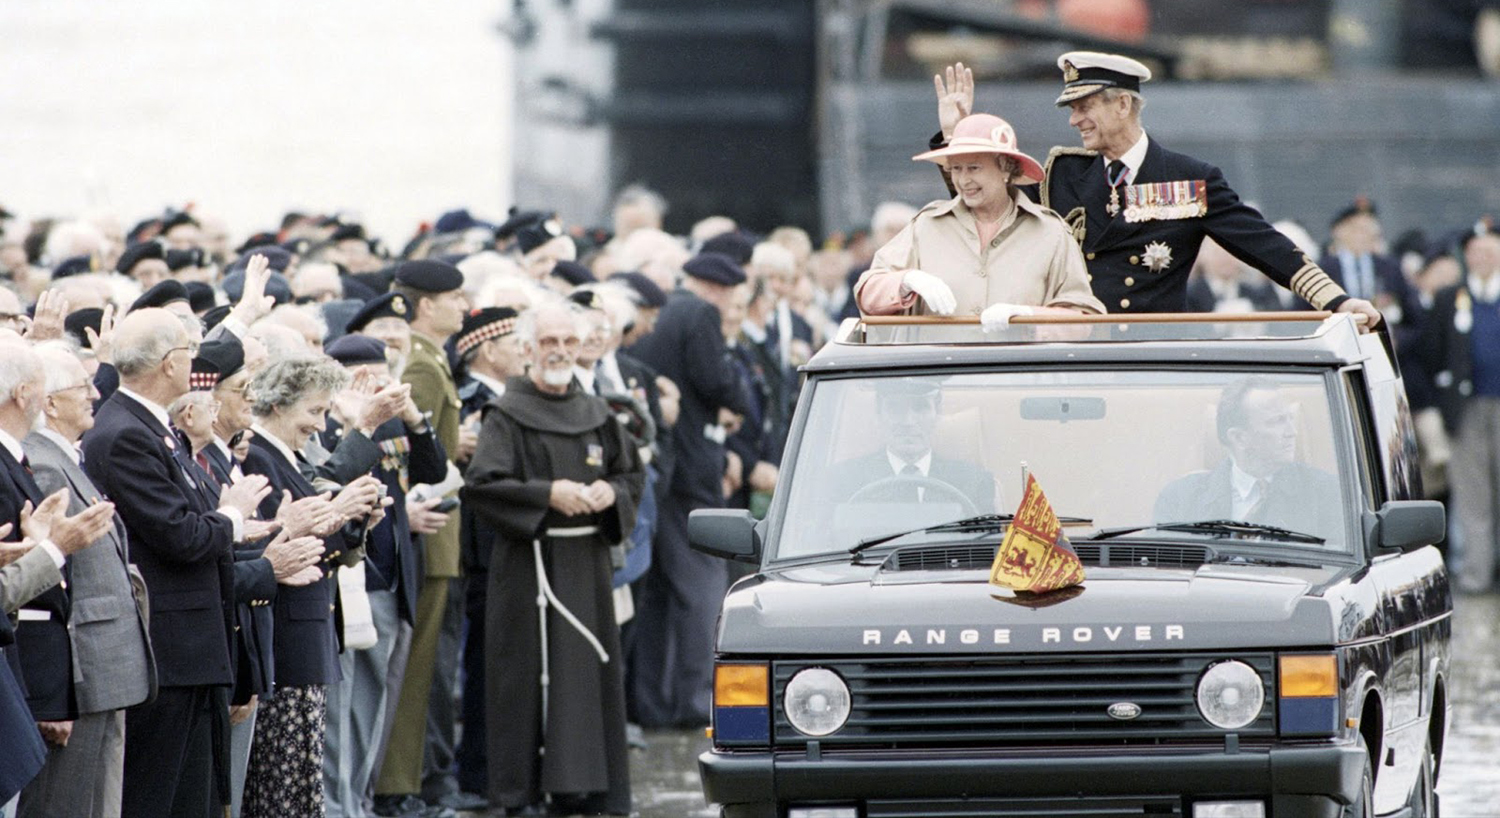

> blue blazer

[{"left": 82, "top": 392, "right": 236, "bottom": 688}]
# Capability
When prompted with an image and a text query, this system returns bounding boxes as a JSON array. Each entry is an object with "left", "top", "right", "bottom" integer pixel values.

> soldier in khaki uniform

[
  {"left": 375, "top": 260, "right": 470, "bottom": 817},
  {"left": 856, "top": 112, "right": 1104, "bottom": 328}
]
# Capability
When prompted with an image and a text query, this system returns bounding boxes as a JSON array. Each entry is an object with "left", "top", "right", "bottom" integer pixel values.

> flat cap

[
  {"left": 551, "top": 260, "right": 596, "bottom": 287},
  {"left": 326, "top": 334, "right": 388, "bottom": 367},
  {"left": 609, "top": 271, "right": 667, "bottom": 308},
  {"left": 455, "top": 307, "right": 520, "bottom": 356},
  {"left": 64, "top": 308, "right": 104, "bottom": 349},
  {"left": 116, "top": 241, "right": 166, "bottom": 276},
  {"left": 191, "top": 338, "right": 246, "bottom": 391},
  {"left": 53, "top": 254, "right": 99, "bottom": 279},
  {"left": 394, "top": 259, "right": 463, "bottom": 293},
  {"left": 344, "top": 291, "right": 412, "bottom": 334},
  {"left": 682, "top": 252, "right": 747, "bottom": 287},
  {"left": 130, "top": 279, "right": 190, "bottom": 312},
  {"left": 701, "top": 231, "right": 755, "bottom": 265}
]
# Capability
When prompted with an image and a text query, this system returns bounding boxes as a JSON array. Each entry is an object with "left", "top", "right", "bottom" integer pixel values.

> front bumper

[{"left": 701, "top": 742, "right": 1366, "bottom": 818}]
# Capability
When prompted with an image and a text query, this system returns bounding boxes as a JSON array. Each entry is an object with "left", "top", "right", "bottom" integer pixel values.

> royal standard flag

[{"left": 989, "top": 474, "right": 1085, "bottom": 593}]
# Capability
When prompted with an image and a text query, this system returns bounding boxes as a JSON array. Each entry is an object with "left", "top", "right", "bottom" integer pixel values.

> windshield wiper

[
  {"left": 850, "top": 513, "right": 1094, "bottom": 556},
  {"left": 1082, "top": 519, "right": 1325, "bottom": 545}
]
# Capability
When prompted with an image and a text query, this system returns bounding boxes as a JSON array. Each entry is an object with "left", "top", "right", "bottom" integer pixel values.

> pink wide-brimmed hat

[{"left": 912, "top": 113, "right": 1045, "bottom": 185}]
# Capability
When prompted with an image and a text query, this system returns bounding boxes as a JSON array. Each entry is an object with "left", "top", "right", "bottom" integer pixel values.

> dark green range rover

[{"left": 690, "top": 315, "right": 1451, "bottom": 818}]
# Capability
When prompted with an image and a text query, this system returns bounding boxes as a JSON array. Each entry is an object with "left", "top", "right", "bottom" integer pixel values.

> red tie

[{"left": 195, "top": 451, "right": 212, "bottom": 473}]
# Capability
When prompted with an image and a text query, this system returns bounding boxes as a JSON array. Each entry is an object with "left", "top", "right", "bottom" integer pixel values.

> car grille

[
  {"left": 888, "top": 543, "right": 1210, "bottom": 572},
  {"left": 773, "top": 653, "right": 1275, "bottom": 748},
  {"left": 865, "top": 796, "right": 1183, "bottom": 817}
]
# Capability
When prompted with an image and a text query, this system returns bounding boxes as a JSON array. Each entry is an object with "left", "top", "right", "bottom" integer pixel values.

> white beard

[{"left": 541, "top": 367, "right": 573, "bottom": 387}]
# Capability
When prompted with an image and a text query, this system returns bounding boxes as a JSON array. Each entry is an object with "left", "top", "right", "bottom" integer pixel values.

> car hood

[{"left": 716, "top": 561, "right": 1357, "bottom": 655}]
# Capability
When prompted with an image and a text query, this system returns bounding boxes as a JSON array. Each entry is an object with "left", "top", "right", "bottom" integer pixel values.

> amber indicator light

[
  {"left": 1280, "top": 654, "right": 1337, "bottom": 698},
  {"left": 714, "top": 663, "right": 770, "bottom": 707}
]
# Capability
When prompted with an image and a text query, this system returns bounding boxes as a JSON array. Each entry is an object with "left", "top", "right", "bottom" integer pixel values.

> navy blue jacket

[
  {"left": 82, "top": 392, "right": 237, "bottom": 688},
  {"left": 3, "top": 446, "right": 74, "bottom": 721},
  {"left": 198, "top": 444, "right": 278, "bottom": 703},
  {"left": 630, "top": 290, "right": 752, "bottom": 507}
]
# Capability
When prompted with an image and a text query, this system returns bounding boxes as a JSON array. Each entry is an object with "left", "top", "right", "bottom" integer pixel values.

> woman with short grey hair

[{"left": 239, "top": 356, "right": 389, "bottom": 818}]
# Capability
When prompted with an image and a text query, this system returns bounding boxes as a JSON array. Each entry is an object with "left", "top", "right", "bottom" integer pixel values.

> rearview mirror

[
  {"left": 689, "top": 508, "right": 761, "bottom": 563},
  {"left": 1020, "top": 396, "right": 1106, "bottom": 422},
  {"left": 1376, "top": 500, "right": 1445, "bottom": 552}
]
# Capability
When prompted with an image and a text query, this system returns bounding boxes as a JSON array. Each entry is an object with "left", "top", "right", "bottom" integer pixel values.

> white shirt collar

[
  {"left": 1473, "top": 274, "right": 1500, "bottom": 304},
  {"left": 886, "top": 449, "right": 933, "bottom": 477},
  {"left": 211, "top": 436, "right": 234, "bottom": 462},
  {"left": 597, "top": 352, "right": 626, "bottom": 395},
  {"left": 1230, "top": 460, "right": 1265, "bottom": 508},
  {"left": 573, "top": 365, "right": 597, "bottom": 394},
  {"left": 250, "top": 423, "right": 298, "bottom": 468},
  {"left": 740, "top": 319, "right": 767, "bottom": 344},
  {"left": 1111, "top": 131, "right": 1150, "bottom": 184},
  {"left": 35, "top": 427, "right": 80, "bottom": 466},
  {"left": 469, "top": 372, "right": 506, "bottom": 397},
  {"left": 0, "top": 428, "right": 25, "bottom": 465},
  {"left": 117, "top": 386, "right": 173, "bottom": 432}
]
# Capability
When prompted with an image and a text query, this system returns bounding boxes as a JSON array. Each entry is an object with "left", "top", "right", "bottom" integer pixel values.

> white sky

[{"left": 0, "top": 0, "right": 514, "bottom": 247}]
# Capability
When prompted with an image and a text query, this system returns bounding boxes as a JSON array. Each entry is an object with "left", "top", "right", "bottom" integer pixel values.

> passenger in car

[{"left": 1154, "top": 377, "right": 1341, "bottom": 540}]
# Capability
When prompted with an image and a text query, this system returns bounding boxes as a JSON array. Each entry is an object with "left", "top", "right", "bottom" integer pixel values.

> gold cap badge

[
  {"left": 1063, "top": 60, "right": 1079, "bottom": 83},
  {"left": 391, "top": 295, "right": 407, "bottom": 315}
]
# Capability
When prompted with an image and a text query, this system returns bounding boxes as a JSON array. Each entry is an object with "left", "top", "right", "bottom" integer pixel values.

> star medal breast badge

[{"left": 1141, "top": 241, "right": 1173, "bottom": 272}]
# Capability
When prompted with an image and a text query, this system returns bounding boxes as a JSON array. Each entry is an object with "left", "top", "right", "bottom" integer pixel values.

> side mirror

[
  {"left": 689, "top": 508, "right": 762, "bottom": 563},
  {"left": 1376, "top": 500, "right": 1445, "bottom": 552}
]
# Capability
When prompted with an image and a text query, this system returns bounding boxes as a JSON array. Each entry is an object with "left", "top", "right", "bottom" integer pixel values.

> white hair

[
  {"left": 514, "top": 297, "right": 589, "bottom": 346},
  {"left": 610, "top": 228, "right": 686, "bottom": 272},
  {"left": 0, "top": 342, "right": 43, "bottom": 404},
  {"left": 614, "top": 184, "right": 669, "bottom": 218},
  {"left": 458, "top": 251, "right": 522, "bottom": 298},
  {"left": 114, "top": 317, "right": 182, "bottom": 378},
  {"left": 580, "top": 282, "right": 638, "bottom": 334},
  {"left": 33, "top": 341, "right": 84, "bottom": 395},
  {"left": 266, "top": 303, "right": 328, "bottom": 342},
  {"left": 690, "top": 215, "right": 737, "bottom": 246},
  {"left": 871, "top": 201, "right": 918, "bottom": 234},
  {"left": 1099, "top": 87, "right": 1146, "bottom": 116},
  {"left": 168, "top": 390, "right": 215, "bottom": 419},
  {"left": 43, "top": 221, "right": 108, "bottom": 265},
  {"left": 1273, "top": 220, "right": 1320, "bottom": 260},
  {"left": 749, "top": 242, "right": 796, "bottom": 277}
]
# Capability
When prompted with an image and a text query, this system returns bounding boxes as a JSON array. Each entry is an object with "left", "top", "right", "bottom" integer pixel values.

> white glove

[
  {"left": 900, "top": 269, "right": 957, "bottom": 316},
  {"left": 980, "top": 302, "right": 1034, "bottom": 332}
]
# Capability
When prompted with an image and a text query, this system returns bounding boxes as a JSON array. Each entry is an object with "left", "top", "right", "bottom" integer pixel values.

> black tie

[{"left": 900, "top": 463, "right": 921, "bottom": 502}]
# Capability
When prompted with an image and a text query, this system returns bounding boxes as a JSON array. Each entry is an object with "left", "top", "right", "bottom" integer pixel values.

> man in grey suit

[{"left": 18, "top": 343, "right": 154, "bottom": 818}]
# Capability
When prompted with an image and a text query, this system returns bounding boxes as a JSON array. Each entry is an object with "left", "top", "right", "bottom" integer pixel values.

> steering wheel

[{"left": 846, "top": 474, "right": 978, "bottom": 517}]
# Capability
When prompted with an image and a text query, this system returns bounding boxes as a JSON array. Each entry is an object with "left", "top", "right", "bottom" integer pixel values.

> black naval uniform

[{"left": 928, "top": 133, "right": 1350, "bottom": 314}]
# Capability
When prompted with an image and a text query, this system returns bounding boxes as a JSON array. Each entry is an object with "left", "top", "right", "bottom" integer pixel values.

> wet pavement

[{"left": 621, "top": 592, "right": 1500, "bottom": 818}]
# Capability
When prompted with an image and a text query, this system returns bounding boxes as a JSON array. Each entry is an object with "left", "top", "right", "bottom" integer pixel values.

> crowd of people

[{"left": 0, "top": 48, "right": 1496, "bottom": 818}]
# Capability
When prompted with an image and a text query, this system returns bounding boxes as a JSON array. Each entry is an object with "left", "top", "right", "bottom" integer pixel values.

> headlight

[
  {"left": 1196, "top": 660, "right": 1265, "bottom": 729},
  {"left": 783, "top": 667, "right": 851, "bottom": 736}
]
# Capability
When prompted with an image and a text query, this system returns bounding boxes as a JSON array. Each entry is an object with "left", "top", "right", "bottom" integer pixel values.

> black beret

[
  {"left": 494, "top": 208, "right": 550, "bottom": 241},
  {"left": 236, "top": 232, "right": 280, "bottom": 254},
  {"left": 64, "top": 308, "right": 104, "bottom": 349},
  {"left": 53, "top": 255, "right": 99, "bottom": 279},
  {"left": 125, "top": 218, "right": 163, "bottom": 246},
  {"left": 191, "top": 338, "right": 246, "bottom": 391},
  {"left": 435, "top": 209, "right": 492, "bottom": 234},
  {"left": 130, "top": 279, "right": 190, "bottom": 312},
  {"left": 1330, "top": 197, "right": 1377, "bottom": 229},
  {"left": 682, "top": 252, "right": 747, "bottom": 286},
  {"left": 202, "top": 304, "right": 233, "bottom": 332},
  {"left": 568, "top": 289, "right": 605, "bottom": 312},
  {"left": 456, "top": 307, "right": 521, "bottom": 356},
  {"left": 394, "top": 259, "right": 463, "bottom": 293},
  {"left": 116, "top": 241, "right": 166, "bottom": 276},
  {"left": 609, "top": 271, "right": 667, "bottom": 308},
  {"left": 184, "top": 281, "right": 216, "bottom": 314},
  {"left": 700, "top": 231, "right": 755, "bottom": 265},
  {"left": 228, "top": 246, "right": 293, "bottom": 274},
  {"left": 551, "top": 260, "right": 596, "bottom": 287},
  {"left": 221, "top": 269, "right": 293, "bottom": 306},
  {"left": 345, "top": 291, "right": 412, "bottom": 333},
  {"left": 330, "top": 223, "right": 367, "bottom": 243},
  {"left": 326, "top": 334, "right": 388, "bottom": 367},
  {"left": 160, "top": 211, "right": 199, "bottom": 233},
  {"left": 165, "top": 247, "right": 206, "bottom": 272},
  {"left": 516, "top": 218, "right": 565, "bottom": 255}
]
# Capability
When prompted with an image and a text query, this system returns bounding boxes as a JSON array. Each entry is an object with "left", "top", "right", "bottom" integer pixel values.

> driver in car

[
  {"left": 1154, "top": 377, "right": 1341, "bottom": 540},
  {"left": 826, "top": 379, "right": 998, "bottom": 512}
]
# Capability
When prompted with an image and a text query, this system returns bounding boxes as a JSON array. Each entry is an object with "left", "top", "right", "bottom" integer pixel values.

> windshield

[{"left": 773, "top": 369, "right": 1352, "bottom": 559}]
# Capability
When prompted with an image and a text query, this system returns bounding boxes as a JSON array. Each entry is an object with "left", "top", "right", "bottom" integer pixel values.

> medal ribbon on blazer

[
  {"left": 989, "top": 474, "right": 1085, "bottom": 593},
  {"left": 378, "top": 436, "right": 412, "bottom": 492},
  {"left": 1124, "top": 179, "right": 1208, "bottom": 223}
]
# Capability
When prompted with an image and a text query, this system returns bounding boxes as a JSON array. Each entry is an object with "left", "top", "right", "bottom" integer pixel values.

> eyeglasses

[
  {"left": 48, "top": 381, "right": 95, "bottom": 396},
  {"left": 162, "top": 341, "right": 201, "bottom": 361}
]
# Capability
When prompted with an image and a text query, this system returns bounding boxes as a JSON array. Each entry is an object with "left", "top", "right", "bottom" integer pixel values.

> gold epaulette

[
  {"left": 1041, "top": 146, "right": 1098, "bottom": 210},
  {"left": 1288, "top": 255, "right": 1345, "bottom": 310}
]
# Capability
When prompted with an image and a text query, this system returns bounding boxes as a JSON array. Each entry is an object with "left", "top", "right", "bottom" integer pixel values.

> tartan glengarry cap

[
  {"left": 456, "top": 307, "right": 521, "bottom": 356},
  {"left": 191, "top": 339, "right": 246, "bottom": 391},
  {"left": 1054, "top": 51, "right": 1152, "bottom": 106}
]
